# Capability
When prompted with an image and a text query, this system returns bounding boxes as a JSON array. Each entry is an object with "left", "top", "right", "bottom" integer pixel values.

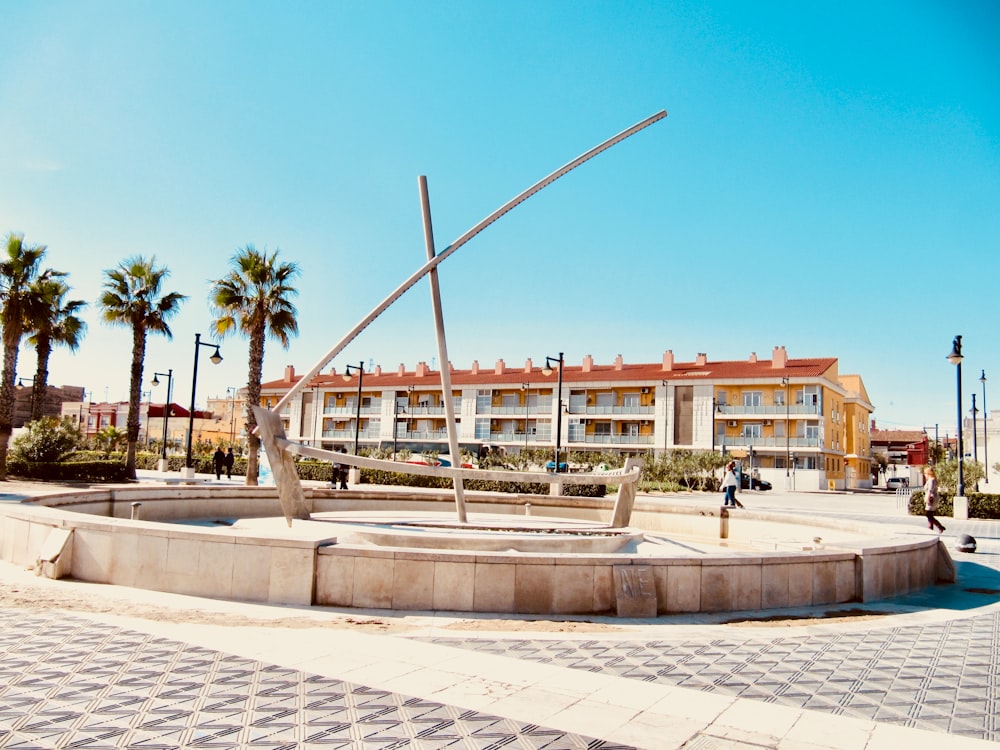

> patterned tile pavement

[{"left": 0, "top": 611, "right": 634, "bottom": 750}]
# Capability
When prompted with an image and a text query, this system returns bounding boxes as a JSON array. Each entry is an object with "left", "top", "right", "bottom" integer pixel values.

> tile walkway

[{"left": 2, "top": 480, "right": 1000, "bottom": 748}]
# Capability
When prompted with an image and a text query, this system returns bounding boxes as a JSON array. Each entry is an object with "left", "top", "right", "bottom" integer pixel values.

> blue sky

[{"left": 1, "top": 0, "right": 998, "bottom": 436}]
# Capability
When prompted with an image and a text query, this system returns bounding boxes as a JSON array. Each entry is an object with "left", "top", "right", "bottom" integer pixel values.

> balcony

[
  {"left": 398, "top": 429, "right": 449, "bottom": 440},
  {"left": 717, "top": 404, "right": 820, "bottom": 416},
  {"left": 569, "top": 434, "right": 655, "bottom": 445},
  {"left": 324, "top": 401, "right": 383, "bottom": 416},
  {"left": 477, "top": 398, "right": 553, "bottom": 416},
  {"left": 480, "top": 430, "right": 554, "bottom": 443},
  {"left": 576, "top": 405, "right": 655, "bottom": 416},
  {"left": 321, "top": 428, "right": 382, "bottom": 440},
  {"left": 720, "top": 436, "right": 822, "bottom": 449}
]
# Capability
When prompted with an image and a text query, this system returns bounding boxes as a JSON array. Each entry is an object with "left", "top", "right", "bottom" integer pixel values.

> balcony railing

[
  {"left": 720, "top": 436, "right": 822, "bottom": 448},
  {"left": 566, "top": 434, "right": 655, "bottom": 445},
  {"left": 398, "top": 429, "right": 449, "bottom": 440},
  {"left": 577, "top": 405, "right": 655, "bottom": 416},
  {"left": 717, "top": 404, "right": 820, "bottom": 416},
  {"left": 478, "top": 430, "right": 554, "bottom": 443},
  {"left": 478, "top": 399, "right": 554, "bottom": 416},
  {"left": 321, "top": 428, "right": 382, "bottom": 440},
  {"left": 324, "top": 402, "right": 383, "bottom": 416}
]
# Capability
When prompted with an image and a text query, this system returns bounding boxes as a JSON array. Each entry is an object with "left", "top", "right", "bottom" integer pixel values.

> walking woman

[
  {"left": 721, "top": 461, "right": 739, "bottom": 507},
  {"left": 923, "top": 466, "right": 946, "bottom": 533}
]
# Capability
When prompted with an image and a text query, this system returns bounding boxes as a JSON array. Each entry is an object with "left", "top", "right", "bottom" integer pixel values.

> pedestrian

[
  {"left": 923, "top": 466, "right": 946, "bottom": 533},
  {"left": 212, "top": 447, "right": 225, "bottom": 480},
  {"left": 721, "top": 461, "right": 739, "bottom": 507},
  {"left": 224, "top": 447, "right": 235, "bottom": 479},
  {"left": 334, "top": 447, "right": 349, "bottom": 490}
]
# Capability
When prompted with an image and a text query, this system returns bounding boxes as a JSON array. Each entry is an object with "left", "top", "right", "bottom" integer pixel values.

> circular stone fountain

[{"left": 0, "top": 484, "right": 951, "bottom": 618}]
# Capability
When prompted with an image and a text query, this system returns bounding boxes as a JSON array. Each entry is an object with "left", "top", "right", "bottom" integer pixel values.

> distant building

[
  {"left": 870, "top": 423, "right": 929, "bottom": 486},
  {"left": 259, "top": 346, "right": 875, "bottom": 490},
  {"left": 13, "top": 383, "right": 85, "bottom": 428}
]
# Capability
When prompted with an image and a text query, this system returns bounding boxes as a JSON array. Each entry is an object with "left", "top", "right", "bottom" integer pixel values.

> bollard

[
  {"left": 525, "top": 502, "right": 532, "bottom": 516},
  {"left": 720, "top": 507, "right": 729, "bottom": 539},
  {"left": 130, "top": 501, "right": 142, "bottom": 520}
]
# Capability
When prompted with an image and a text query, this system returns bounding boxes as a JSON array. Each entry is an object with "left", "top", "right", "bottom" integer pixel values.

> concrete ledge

[{"left": 0, "top": 487, "right": 950, "bottom": 617}]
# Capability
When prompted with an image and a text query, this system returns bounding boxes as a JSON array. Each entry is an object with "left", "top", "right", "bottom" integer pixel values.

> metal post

[
  {"left": 186, "top": 333, "right": 223, "bottom": 470},
  {"left": 544, "top": 353, "right": 564, "bottom": 472},
  {"left": 344, "top": 363, "right": 364, "bottom": 455},
  {"left": 152, "top": 369, "right": 173, "bottom": 461},
  {"left": 981, "top": 370, "right": 988, "bottom": 483},
  {"left": 947, "top": 336, "right": 964, "bottom": 498}
]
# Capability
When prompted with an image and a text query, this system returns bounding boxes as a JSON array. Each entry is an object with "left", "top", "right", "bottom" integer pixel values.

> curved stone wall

[{"left": 0, "top": 486, "right": 952, "bottom": 616}]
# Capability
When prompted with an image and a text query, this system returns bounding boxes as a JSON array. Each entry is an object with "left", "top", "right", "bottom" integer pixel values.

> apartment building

[{"left": 260, "top": 345, "right": 874, "bottom": 490}]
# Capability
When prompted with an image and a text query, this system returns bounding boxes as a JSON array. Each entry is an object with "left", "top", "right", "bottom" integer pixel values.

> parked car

[
  {"left": 740, "top": 474, "right": 772, "bottom": 491},
  {"left": 885, "top": 477, "right": 909, "bottom": 491}
]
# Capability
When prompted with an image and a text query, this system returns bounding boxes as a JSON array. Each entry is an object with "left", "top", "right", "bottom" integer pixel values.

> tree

[
  {"left": 0, "top": 233, "right": 49, "bottom": 478},
  {"left": 11, "top": 416, "right": 83, "bottom": 463},
  {"left": 209, "top": 246, "right": 299, "bottom": 485},
  {"left": 98, "top": 256, "right": 186, "bottom": 478},
  {"left": 25, "top": 277, "right": 87, "bottom": 421},
  {"left": 93, "top": 425, "right": 126, "bottom": 456}
]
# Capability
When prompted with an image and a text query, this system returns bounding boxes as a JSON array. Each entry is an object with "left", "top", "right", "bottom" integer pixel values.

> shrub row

[
  {"left": 8, "top": 458, "right": 131, "bottom": 483},
  {"left": 908, "top": 490, "right": 1000, "bottom": 520}
]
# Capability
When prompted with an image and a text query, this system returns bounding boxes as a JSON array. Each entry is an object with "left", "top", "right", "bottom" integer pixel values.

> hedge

[
  {"left": 8, "top": 458, "right": 131, "bottom": 483},
  {"left": 908, "top": 489, "right": 1000, "bottom": 520}
]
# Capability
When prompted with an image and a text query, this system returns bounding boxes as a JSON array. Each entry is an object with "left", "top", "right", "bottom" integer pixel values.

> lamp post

[
  {"left": 781, "top": 376, "right": 790, "bottom": 480},
  {"left": 947, "top": 335, "right": 964, "bottom": 498},
  {"left": 522, "top": 383, "right": 530, "bottom": 450},
  {"left": 542, "top": 353, "right": 564, "bottom": 472},
  {"left": 186, "top": 333, "right": 223, "bottom": 471},
  {"left": 225, "top": 386, "right": 239, "bottom": 445},
  {"left": 343, "top": 362, "right": 364, "bottom": 455},
  {"left": 981, "top": 370, "right": 988, "bottom": 484},
  {"left": 972, "top": 394, "right": 979, "bottom": 463},
  {"left": 151, "top": 369, "right": 173, "bottom": 467}
]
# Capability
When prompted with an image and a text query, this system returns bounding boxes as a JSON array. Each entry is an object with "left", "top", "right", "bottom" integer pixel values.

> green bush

[
  {"left": 10, "top": 417, "right": 83, "bottom": 462},
  {"left": 909, "top": 490, "right": 1000, "bottom": 519},
  {"left": 7, "top": 458, "right": 130, "bottom": 483}
]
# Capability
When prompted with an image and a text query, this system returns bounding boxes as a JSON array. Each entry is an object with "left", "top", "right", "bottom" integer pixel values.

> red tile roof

[{"left": 261, "top": 355, "right": 841, "bottom": 390}]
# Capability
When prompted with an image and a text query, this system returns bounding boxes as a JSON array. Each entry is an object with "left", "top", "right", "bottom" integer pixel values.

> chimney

[
  {"left": 374, "top": 365, "right": 382, "bottom": 376},
  {"left": 397, "top": 363, "right": 406, "bottom": 376},
  {"left": 495, "top": 359, "right": 506, "bottom": 375},
  {"left": 695, "top": 353, "right": 707, "bottom": 366},
  {"left": 416, "top": 361, "right": 429, "bottom": 377},
  {"left": 772, "top": 345, "right": 788, "bottom": 369},
  {"left": 524, "top": 358, "right": 533, "bottom": 373},
  {"left": 662, "top": 350, "right": 674, "bottom": 371},
  {"left": 284, "top": 365, "right": 295, "bottom": 381},
  {"left": 582, "top": 354, "right": 594, "bottom": 372},
  {"left": 471, "top": 360, "right": 479, "bottom": 375},
  {"left": 613, "top": 354, "right": 624, "bottom": 371},
  {"left": 749, "top": 352, "right": 757, "bottom": 364}
]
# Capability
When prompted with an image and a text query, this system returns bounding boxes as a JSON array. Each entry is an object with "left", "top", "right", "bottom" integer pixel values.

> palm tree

[
  {"left": 26, "top": 277, "right": 88, "bottom": 421},
  {"left": 98, "top": 256, "right": 186, "bottom": 478},
  {"left": 0, "top": 233, "right": 49, "bottom": 479},
  {"left": 209, "top": 246, "right": 299, "bottom": 485}
]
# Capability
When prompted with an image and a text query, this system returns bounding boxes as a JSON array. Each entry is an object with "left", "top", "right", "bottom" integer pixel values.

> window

[
  {"left": 501, "top": 393, "right": 517, "bottom": 408},
  {"left": 716, "top": 391, "right": 727, "bottom": 406},
  {"left": 475, "top": 418, "right": 490, "bottom": 439},
  {"left": 622, "top": 393, "right": 640, "bottom": 408},
  {"left": 594, "top": 422, "right": 612, "bottom": 436},
  {"left": 774, "top": 422, "right": 785, "bottom": 437},
  {"left": 805, "top": 421, "right": 820, "bottom": 439},
  {"left": 476, "top": 390, "right": 491, "bottom": 412},
  {"left": 743, "top": 392, "right": 762, "bottom": 407},
  {"left": 623, "top": 423, "right": 639, "bottom": 438},
  {"left": 742, "top": 423, "right": 762, "bottom": 439},
  {"left": 596, "top": 392, "right": 614, "bottom": 408},
  {"left": 774, "top": 390, "right": 785, "bottom": 406}
]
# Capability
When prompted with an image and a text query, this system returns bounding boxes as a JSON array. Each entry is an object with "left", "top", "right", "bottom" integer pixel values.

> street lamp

[
  {"left": 343, "top": 362, "right": 364, "bottom": 455},
  {"left": 186, "top": 333, "right": 223, "bottom": 470},
  {"left": 947, "top": 335, "right": 964, "bottom": 498},
  {"left": 980, "top": 370, "right": 988, "bottom": 484},
  {"left": 781, "top": 377, "right": 790, "bottom": 479},
  {"left": 151, "top": 369, "right": 173, "bottom": 464},
  {"left": 226, "top": 386, "right": 238, "bottom": 445},
  {"left": 541, "top": 353, "right": 564, "bottom": 472},
  {"left": 972, "top": 394, "right": 979, "bottom": 464},
  {"left": 522, "top": 383, "right": 530, "bottom": 449}
]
